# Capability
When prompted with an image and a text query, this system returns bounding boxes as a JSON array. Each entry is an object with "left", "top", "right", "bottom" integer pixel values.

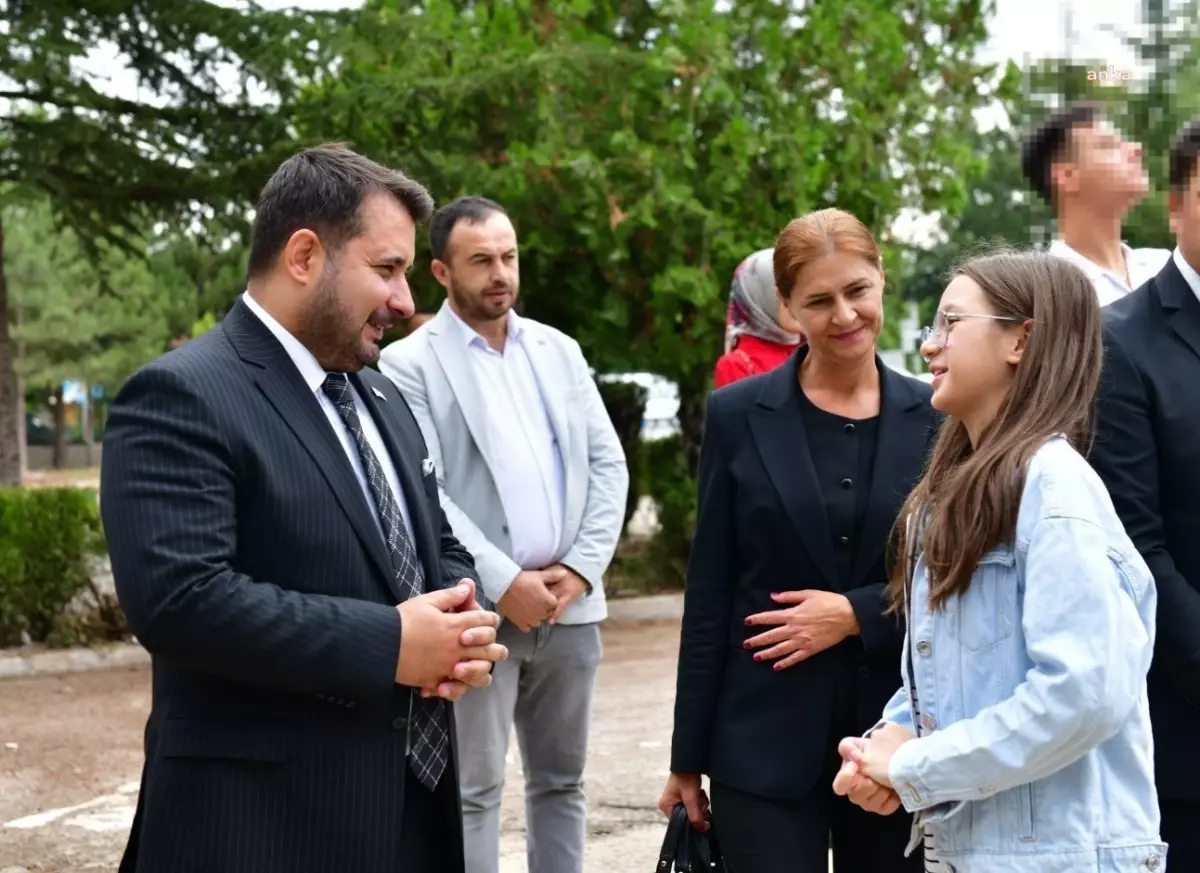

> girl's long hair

[{"left": 887, "top": 251, "right": 1104, "bottom": 613}]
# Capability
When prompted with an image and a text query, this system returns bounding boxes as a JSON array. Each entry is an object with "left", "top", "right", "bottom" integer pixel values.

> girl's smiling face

[{"left": 921, "top": 275, "right": 1029, "bottom": 446}]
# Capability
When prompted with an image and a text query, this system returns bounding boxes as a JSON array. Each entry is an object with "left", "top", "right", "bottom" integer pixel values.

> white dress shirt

[
  {"left": 241, "top": 291, "right": 416, "bottom": 545},
  {"left": 445, "top": 306, "right": 565, "bottom": 571},
  {"left": 1173, "top": 247, "right": 1200, "bottom": 304},
  {"left": 1048, "top": 239, "right": 1171, "bottom": 306}
]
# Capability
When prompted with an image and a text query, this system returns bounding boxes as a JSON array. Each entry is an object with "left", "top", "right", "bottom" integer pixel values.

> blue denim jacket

[{"left": 879, "top": 436, "right": 1166, "bottom": 872}]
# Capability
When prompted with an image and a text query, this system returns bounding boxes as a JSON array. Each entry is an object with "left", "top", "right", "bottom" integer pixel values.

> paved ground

[
  {"left": 19, "top": 467, "right": 99, "bottom": 489},
  {"left": 0, "top": 622, "right": 679, "bottom": 872}
]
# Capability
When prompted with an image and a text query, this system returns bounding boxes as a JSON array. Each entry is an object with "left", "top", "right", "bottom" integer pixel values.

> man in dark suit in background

[
  {"left": 1090, "top": 117, "right": 1200, "bottom": 870},
  {"left": 100, "top": 143, "right": 507, "bottom": 873}
]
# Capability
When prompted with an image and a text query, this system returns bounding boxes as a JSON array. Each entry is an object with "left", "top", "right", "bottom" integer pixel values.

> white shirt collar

[
  {"left": 241, "top": 291, "right": 329, "bottom": 393},
  {"left": 1048, "top": 238, "right": 1134, "bottom": 286},
  {"left": 1173, "top": 247, "right": 1200, "bottom": 305},
  {"left": 1048, "top": 239, "right": 1171, "bottom": 305},
  {"left": 443, "top": 303, "right": 524, "bottom": 349}
]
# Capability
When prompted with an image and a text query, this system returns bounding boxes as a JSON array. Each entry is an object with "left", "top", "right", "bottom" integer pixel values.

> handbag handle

[
  {"left": 655, "top": 803, "right": 690, "bottom": 871},
  {"left": 656, "top": 803, "right": 725, "bottom": 872}
]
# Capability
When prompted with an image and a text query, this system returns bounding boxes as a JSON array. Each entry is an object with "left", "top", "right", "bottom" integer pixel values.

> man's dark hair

[
  {"left": 246, "top": 143, "right": 435, "bottom": 278},
  {"left": 428, "top": 196, "right": 509, "bottom": 261},
  {"left": 1020, "top": 102, "right": 1103, "bottom": 205},
  {"left": 1168, "top": 116, "right": 1200, "bottom": 193}
]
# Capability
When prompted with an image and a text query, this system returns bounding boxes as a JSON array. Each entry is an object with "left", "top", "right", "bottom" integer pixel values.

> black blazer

[
  {"left": 1089, "top": 256, "right": 1200, "bottom": 801},
  {"left": 670, "top": 348, "right": 938, "bottom": 800},
  {"left": 100, "top": 299, "right": 479, "bottom": 873}
]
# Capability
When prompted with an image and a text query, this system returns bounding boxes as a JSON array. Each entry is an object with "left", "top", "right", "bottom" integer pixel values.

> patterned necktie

[{"left": 321, "top": 373, "right": 449, "bottom": 791}]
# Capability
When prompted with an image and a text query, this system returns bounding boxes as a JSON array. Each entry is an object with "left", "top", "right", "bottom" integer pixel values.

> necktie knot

[{"left": 321, "top": 372, "right": 350, "bottom": 405}]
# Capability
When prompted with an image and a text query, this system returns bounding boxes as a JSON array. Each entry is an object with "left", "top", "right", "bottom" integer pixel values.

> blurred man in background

[{"left": 1022, "top": 101, "right": 1171, "bottom": 303}]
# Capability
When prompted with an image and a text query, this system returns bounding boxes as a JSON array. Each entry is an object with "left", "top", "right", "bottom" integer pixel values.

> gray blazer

[{"left": 379, "top": 303, "right": 628, "bottom": 625}]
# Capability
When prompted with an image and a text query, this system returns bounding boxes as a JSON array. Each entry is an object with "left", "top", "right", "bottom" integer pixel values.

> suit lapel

[
  {"left": 748, "top": 352, "right": 840, "bottom": 589},
  {"left": 1156, "top": 258, "right": 1200, "bottom": 365},
  {"left": 221, "top": 301, "right": 396, "bottom": 592},
  {"left": 1168, "top": 308, "right": 1200, "bottom": 363},
  {"left": 850, "top": 368, "right": 932, "bottom": 585},
  {"left": 351, "top": 370, "right": 441, "bottom": 589},
  {"left": 427, "top": 311, "right": 500, "bottom": 473}
]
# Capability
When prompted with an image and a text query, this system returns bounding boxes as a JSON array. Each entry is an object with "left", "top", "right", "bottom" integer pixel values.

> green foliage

[
  {"left": 190, "top": 311, "right": 219, "bottom": 339},
  {"left": 6, "top": 201, "right": 190, "bottom": 390},
  {"left": 1, "top": 0, "right": 339, "bottom": 254},
  {"left": 618, "top": 434, "right": 695, "bottom": 591},
  {"left": 290, "top": 0, "right": 997, "bottom": 577},
  {"left": 594, "top": 378, "right": 647, "bottom": 528},
  {"left": 158, "top": 229, "right": 253, "bottom": 332},
  {"left": 0, "top": 486, "right": 107, "bottom": 647},
  {"left": 299, "top": 0, "right": 996, "bottom": 449},
  {"left": 0, "top": 0, "right": 342, "bottom": 485}
]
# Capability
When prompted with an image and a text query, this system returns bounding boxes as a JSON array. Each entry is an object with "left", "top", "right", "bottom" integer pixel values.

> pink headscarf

[{"left": 724, "top": 248, "right": 803, "bottom": 354}]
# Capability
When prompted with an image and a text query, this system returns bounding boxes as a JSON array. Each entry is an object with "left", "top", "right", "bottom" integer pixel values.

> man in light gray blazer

[{"left": 379, "top": 196, "right": 628, "bottom": 873}]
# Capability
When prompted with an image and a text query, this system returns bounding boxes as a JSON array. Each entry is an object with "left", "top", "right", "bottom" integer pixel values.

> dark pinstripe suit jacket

[{"left": 100, "top": 299, "right": 479, "bottom": 873}]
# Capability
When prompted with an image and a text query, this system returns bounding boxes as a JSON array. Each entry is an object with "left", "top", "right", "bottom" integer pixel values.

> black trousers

[
  {"left": 711, "top": 776, "right": 922, "bottom": 873},
  {"left": 709, "top": 653, "right": 922, "bottom": 873},
  {"left": 1161, "top": 796, "right": 1200, "bottom": 873},
  {"left": 399, "top": 769, "right": 462, "bottom": 871}
]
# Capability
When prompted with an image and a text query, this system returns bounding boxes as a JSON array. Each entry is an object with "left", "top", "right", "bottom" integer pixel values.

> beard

[
  {"left": 295, "top": 262, "right": 392, "bottom": 372},
  {"left": 449, "top": 276, "right": 516, "bottom": 322}
]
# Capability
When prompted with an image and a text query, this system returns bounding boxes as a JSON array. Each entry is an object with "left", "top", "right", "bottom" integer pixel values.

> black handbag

[{"left": 655, "top": 803, "right": 726, "bottom": 872}]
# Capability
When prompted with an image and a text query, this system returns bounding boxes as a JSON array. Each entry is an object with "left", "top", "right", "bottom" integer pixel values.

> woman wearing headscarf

[{"left": 713, "top": 248, "right": 805, "bottom": 388}]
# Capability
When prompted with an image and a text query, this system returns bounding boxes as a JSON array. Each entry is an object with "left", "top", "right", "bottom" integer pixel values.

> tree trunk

[
  {"left": 52, "top": 385, "right": 66, "bottom": 469},
  {"left": 0, "top": 212, "right": 20, "bottom": 486}
]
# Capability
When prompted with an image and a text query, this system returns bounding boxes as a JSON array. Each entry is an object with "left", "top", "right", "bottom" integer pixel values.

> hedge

[
  {"left": 595, "top": 377, "right": 648, "bottom": 529},
  {"left": 0, "top": 486, "right": 110, "bottom": 648}
]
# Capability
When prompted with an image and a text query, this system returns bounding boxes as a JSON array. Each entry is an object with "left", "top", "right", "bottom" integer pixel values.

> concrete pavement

[{"left": 0, "top": 621, "right": 680, "bottom": 872}]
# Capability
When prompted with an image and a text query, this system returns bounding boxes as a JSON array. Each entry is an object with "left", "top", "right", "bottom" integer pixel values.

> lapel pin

[{"left": 371, "top": 386, "right": 387, "bottom": 401}]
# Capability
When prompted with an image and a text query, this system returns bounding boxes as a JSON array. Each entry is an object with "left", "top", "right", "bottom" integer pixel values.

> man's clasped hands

[
  {"left": 394, "top": 578, "right": 509, "bottom": 702},
  {"left": 832, "top": 722, "right": 917, "bottom": 815},
  {"left": 392, "top": 568, "right": 592, "bottom": 703}
]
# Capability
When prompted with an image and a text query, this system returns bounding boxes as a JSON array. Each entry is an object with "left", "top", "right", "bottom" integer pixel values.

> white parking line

[{"left": 4, "top": 781, "right": 138, "bottom": 830}]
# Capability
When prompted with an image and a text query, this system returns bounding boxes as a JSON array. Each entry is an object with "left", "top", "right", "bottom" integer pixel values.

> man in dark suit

[
  {"left": 100, "top": 144, "right": 508, "bottom": 873},
  {"left": 1090, "top": 117, "right": 1200, "bottom": 870}
]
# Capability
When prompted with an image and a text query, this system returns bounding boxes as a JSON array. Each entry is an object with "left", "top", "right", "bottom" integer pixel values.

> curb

[
  {"left": 0, "top": 641, "right": 149, "bottom": 680},
  {"left": 0, "top": 594, "right": 684, "bottom": 680}
]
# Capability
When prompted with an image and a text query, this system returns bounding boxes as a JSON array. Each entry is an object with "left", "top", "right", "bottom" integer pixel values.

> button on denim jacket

[{"left": 879, "top": 437, "right": 1167, "bottom": 872}]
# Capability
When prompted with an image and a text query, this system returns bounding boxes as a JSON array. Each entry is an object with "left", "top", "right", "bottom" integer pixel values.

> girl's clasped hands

[{"left": 832, "top": 722, "right": 916, "bottom": 816}]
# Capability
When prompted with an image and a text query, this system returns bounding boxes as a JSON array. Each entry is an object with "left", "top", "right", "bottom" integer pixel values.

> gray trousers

[{"left": 454, "top": 620, "right": 603, "bottom": 873}]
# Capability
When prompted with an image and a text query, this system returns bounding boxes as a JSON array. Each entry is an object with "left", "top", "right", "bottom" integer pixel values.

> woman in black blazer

[{"left": 659, "top": 209, "right": 940, "bottom": 872}]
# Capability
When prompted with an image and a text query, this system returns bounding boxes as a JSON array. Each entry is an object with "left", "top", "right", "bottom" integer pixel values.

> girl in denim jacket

[{"left": 834, "top": 251, "right": 1167, "bottom": 872}]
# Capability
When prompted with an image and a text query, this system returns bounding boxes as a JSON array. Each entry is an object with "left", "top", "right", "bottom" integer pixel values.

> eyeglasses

[{"left": 919, "top": 311, "right": 1025, "bottom": 350}]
